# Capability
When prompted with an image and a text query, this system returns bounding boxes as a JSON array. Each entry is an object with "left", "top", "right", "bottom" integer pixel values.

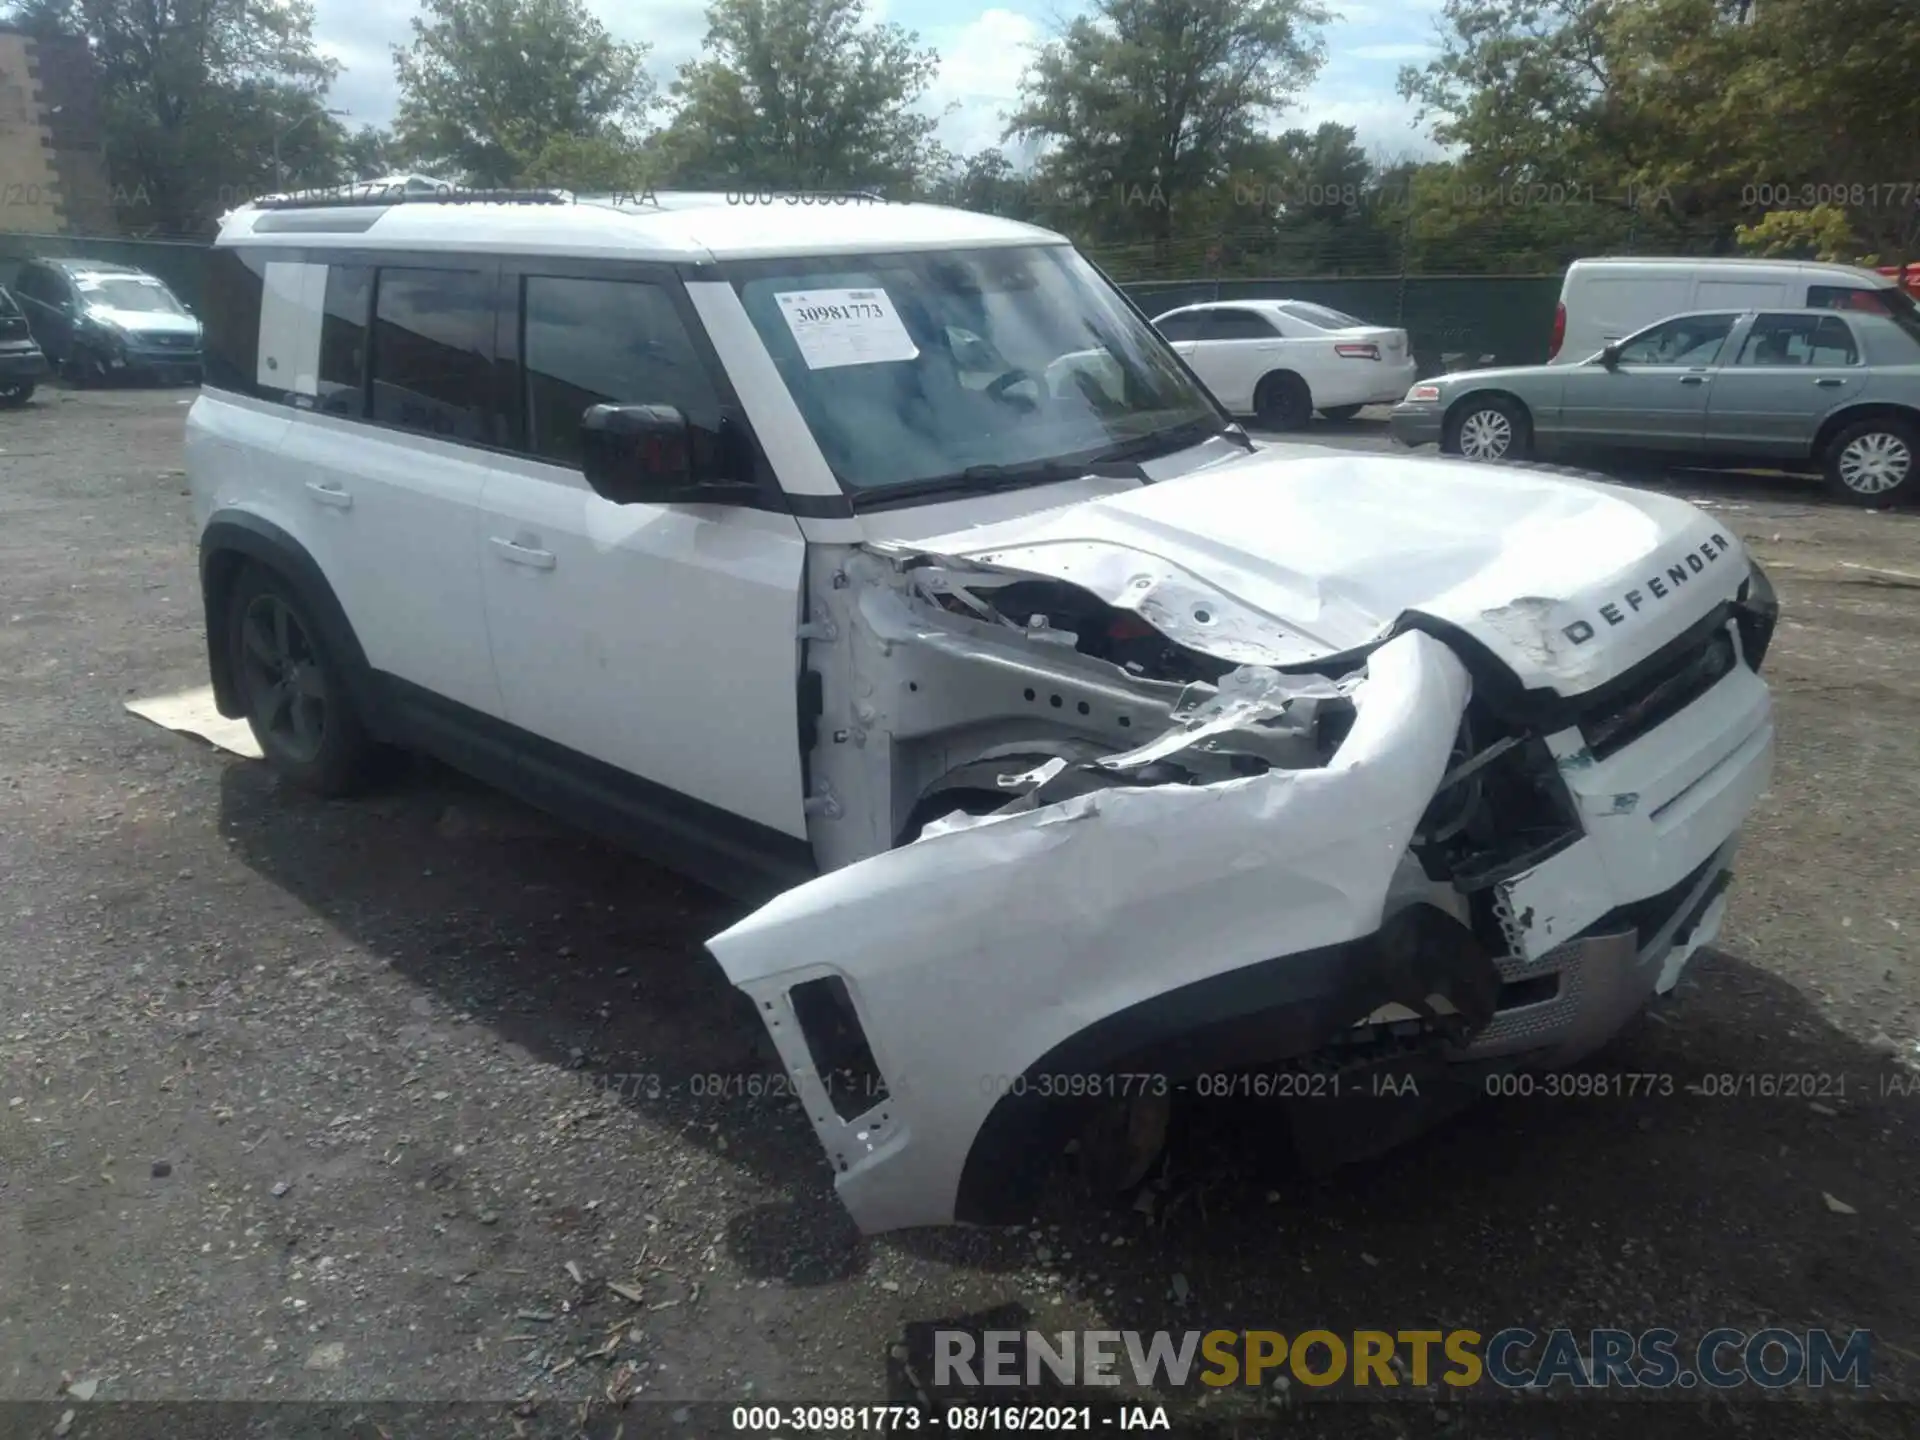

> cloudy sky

[{"left": 315, "top": 0, "right": 1449, "bottom": 165}]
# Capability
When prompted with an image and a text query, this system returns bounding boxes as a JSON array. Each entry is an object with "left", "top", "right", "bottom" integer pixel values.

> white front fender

[{"left": 705, "top": 629, "right": 1473, "bottom": 1233}]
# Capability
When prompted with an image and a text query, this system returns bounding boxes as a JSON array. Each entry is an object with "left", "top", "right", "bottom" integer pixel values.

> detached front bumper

[{"left": 708, "top": 617, "right": 1774, "bottom": 1234}]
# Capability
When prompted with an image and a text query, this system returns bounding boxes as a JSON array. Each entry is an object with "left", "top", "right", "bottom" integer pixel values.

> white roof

[
  {"left": 1569, "top": 255, "right": 1890, "bottom": 281},
  {"left": 216, "top": 192, "right": 1066, "bottom": 262}
]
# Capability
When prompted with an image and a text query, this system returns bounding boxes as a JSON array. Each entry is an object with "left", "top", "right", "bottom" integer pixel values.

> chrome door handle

[
  {"left": 1815, "top": 377, "right": 1845, "bottom": 388},
  {"left": 1679, "top": 375, "right": 1708, "bottom": 385},
  {"left": 305, "top": 481, "right": 352, "bottom": 508},
  {"left": 490, "top": 536, "right": 556, "bottom": 570}
]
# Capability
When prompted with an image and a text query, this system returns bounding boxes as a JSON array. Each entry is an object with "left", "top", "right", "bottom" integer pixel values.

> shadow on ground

[{"left": 216, "top": 753, "right": 1920, "bottom": 1428}]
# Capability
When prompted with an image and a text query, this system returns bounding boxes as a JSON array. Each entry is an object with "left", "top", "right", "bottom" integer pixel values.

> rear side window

[
  {"left": 1154, "top": 311, "right": 1205, "bottom": 342},
  {"left": 1808, "top": 284, "right": 1891, "bottom": 314},
  {"left": 1201, "top": 309, "right": 1280, "bottom": 341},
  {"left": 1735, "top": 314, "right": 1860, "bottom": 367},
  {"left": 370, "top": 268, "right": 495, "bottom": 442},
  {"left": 521, "top": 276, "right": 721, "bottom": 467},
  {"left": 202, "top": 248, "right": 268, "bottom": 394},
  {"left": 318, "top": 265, "right": 372, "bottom": 417}
]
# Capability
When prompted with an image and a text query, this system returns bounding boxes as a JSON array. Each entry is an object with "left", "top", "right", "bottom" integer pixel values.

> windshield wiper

[
  {"left": 858, "top": 453, "right": 1130, "bottom": 508},
  {"left": 1085, "top": 416, "right": 1234, "bottom": 466}
]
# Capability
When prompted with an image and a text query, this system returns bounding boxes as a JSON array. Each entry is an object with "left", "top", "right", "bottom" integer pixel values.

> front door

[
  {"left": 1556, "top": 312, "right": 1739, "bottom": 452},
  {"left": 1703, "top": 312, "right": 1866, "bottom": 459},
  {"left": 476, "top": 265, "right": 811, "bottom": 843}
]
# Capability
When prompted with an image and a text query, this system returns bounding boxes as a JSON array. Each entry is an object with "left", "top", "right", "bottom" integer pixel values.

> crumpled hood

[{"left": 890, "top": 450, "right": 1752, "bottom": 695}]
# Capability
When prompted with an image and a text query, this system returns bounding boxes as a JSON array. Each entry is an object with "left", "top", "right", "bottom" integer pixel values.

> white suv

[{"left": 187, "top": 190, "right": 1779, "bottom": 1235}]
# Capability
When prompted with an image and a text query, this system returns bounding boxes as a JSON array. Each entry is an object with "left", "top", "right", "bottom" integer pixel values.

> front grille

[
  {"left": 1577, "top": 622, "right": 1737, "bottom": 760},
  {"left": 143, "top": 333, "right": 197, "bottom": 349}
]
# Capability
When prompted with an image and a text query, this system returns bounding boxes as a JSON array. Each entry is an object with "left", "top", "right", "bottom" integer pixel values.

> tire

[
  {"left": 1444, "top": 394, "right": 1531, "bottom": 463},
  {"left": 0, "top": 381, "right": 32, "bottom": 407},
  {"left": 1254, "top": 370, "right": 1313, "bottom": 431},
  {"left": 1822, "top": 415, "right": 1917, "bottom": 507},
  {"left": 1320, "top": 403, "right": 1364, "bottom": 422},
  {"left": 227, "top": 564, "right": 379, "bottom": 796}
]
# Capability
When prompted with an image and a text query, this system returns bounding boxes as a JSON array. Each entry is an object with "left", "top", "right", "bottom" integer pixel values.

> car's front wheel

[
  {"left": 1823, "top": 416, "right": 1916, "bottom": 507},
  {"left": 0, "top": 381, "right": 32, "bottom": 408},
  {"left": 228, "top": 565, "right": 379, "bottom": 795},
  {"left": 1444, "top": 395, "right": 1530, "bottom": 462}
]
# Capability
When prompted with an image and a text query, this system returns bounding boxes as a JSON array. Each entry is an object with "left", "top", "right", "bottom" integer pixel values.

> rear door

[
  {"left": 1556, "top": 312, "right": 1739, "bottom": 450},
  {"left": 1703, "top": 312, "right": 1866, "bottom": 458},
  {"left": 267, "top": 257, "right": 507, "bottom": 719},
  {"left": 1185, "top": 307, "right": 1287, "bottom": 414}
]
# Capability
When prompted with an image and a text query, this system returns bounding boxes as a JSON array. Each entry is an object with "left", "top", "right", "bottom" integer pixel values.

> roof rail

[{"left": 248, "top": 187, "right": 571, "bottom": 211}]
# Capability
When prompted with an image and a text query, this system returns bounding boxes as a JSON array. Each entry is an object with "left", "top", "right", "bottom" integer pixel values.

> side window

[
  {"left": 201, "top": 248, "right": 267, "bottom": 395},
  {"left": 10, "top": 267, "right": 42, "bottom": 303},
  {"left": 370, "top": 268, "right": 495, "bottom": 443},
  {"left": 1154, "top": 312, "right": 1204, "bottom": 342},
  {"left": 317, "top": 265, "right": 372, "bottom": 417},
  {"left": 521, "top": 275, "right": 721, "bottom": 467},
  {"left": 1615, "top": 313, "right": 1736, "bottom": 367},
  {"left": 1807, "top": 284, "right": 1891, "bottom": 315},
  {"left": 1735, "top": 313, "right": 1860, "bottom": 367},
  {"left": 1201, "top": 308, "right": 1279, "bottom": 341}
]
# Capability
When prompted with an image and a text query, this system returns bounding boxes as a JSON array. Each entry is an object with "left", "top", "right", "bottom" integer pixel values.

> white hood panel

[{"left": 897, "top": 451, "right": 1750, "bottom": 694}]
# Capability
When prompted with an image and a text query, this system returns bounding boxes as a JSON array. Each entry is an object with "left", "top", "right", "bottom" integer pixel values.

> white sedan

[{"left": 1154, "top": 299, "right": 1417, "bottom": 431}]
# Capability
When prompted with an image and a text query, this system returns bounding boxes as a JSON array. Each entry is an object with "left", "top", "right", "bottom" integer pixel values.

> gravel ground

[{"left": 1, "top": 385, "right": 1916, "bottom": 1439}]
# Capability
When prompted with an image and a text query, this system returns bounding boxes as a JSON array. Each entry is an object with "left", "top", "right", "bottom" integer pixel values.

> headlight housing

[{"left": 1734, "top": 558, "right": 1778, "bottom": 671}]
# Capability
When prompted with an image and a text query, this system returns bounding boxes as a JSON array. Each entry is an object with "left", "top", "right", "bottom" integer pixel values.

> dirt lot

[{"left": 2, "top": 385, "right": 1917, "bottom": 1438}]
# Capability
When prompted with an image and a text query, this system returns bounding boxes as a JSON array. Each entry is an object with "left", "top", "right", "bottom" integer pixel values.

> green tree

[
  {"left": 927, "top": 147, "right": 1044, "bottom": 220},
  {"left": 391, "top": 0, "right": 654, "bottom": 187},
  {"left": 658, "top": 0, "right": 945, "bottom": 192},
  {"left": 1006, "top": 0, "right": 1329, "bottom": 266},
  {"left": 3, "top": 0, "right": 342, "bottom": 235}
]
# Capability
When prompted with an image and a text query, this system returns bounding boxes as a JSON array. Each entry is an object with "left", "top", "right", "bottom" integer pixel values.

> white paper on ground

[
  {"left": 125, "top": 685, "right": 263, "bottom": 759},
  {"left": 774, "top": 288, "right": 919, "bottom": 370}
]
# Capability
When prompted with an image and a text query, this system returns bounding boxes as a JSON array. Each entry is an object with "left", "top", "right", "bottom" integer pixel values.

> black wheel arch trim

[
  {"left": 951, "top": 904, "right": 1500, "bottom": 1226},
  {"left": 199, "top": 512, "right": 394, "bottom": 739}
]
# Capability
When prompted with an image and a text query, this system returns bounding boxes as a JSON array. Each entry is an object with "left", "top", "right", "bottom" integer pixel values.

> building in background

[{"left": 0, "top": 22, "right": 115, "bottom": 236}]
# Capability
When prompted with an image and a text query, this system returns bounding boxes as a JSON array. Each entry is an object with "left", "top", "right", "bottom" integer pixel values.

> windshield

[
  {"left": 78, "top": 275, "right": 187, "bottom": 315},
  {"left": 730, "top": 245, "right": 1224, "bottom": 495}
]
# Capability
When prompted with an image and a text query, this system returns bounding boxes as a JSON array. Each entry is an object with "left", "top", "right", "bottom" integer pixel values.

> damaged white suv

[{"left": 187, "top": 190, "right": 1778, "bottom": 1235}]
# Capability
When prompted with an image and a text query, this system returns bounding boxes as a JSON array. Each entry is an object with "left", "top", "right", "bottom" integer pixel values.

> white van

[
  {"left": 186, "top": 189, "right": 1776, "bottom": 1234},
  {"left": 1550, "top": 257, "right": 1913, "bottom": 364}
]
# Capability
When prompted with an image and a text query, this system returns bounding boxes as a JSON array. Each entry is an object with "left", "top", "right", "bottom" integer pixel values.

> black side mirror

[
  {"left": 578, "top": 403, "right": 757, "bottom": 507},
  {"left": 1599, "top": 343, "right": 1622, "bottom": 369}
]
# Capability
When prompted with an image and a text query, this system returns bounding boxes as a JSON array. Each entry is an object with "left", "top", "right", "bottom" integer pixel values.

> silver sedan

[{"left": 1390, "top": 308, "right": 1920, "bottom": 505}]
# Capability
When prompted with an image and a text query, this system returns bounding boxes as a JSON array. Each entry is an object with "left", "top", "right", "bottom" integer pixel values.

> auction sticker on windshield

[{"left": 775, "top": 288, "right": 919, "bottom": 369}]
